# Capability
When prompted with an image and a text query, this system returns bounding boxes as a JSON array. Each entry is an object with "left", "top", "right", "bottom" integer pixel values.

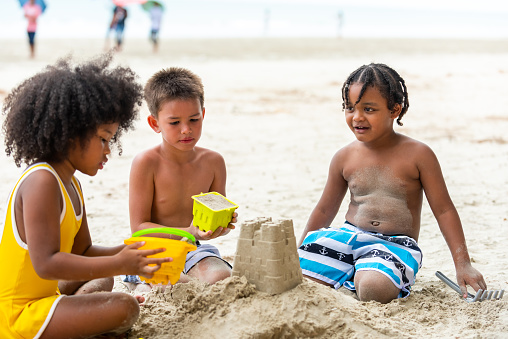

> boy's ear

[
  {"left": 147, "top": 115, "right": 161, "bottom": 133},
  {"left": 391, "top": 104, "right": 402, "bottom": 119},
  {"left": 202, "top": 107, "right": 205, "bottom": 119}
]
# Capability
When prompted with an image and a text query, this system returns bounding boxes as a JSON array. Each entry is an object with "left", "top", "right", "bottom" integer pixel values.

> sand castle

[{"left": 232, "top": 217, "right": 303, "bottom": 294}]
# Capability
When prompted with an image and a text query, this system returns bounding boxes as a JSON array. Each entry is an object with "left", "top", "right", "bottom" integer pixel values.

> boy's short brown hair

[{"left": 144, "top": 67, "right": 204, "bottom": 117}]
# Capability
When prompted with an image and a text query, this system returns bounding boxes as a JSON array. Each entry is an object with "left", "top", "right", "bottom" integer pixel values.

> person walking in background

[
  {"left": 107, "top": 6, "right": 128, "bottom": 52},
  {"left": 149, "top": 2, "right": 163, "bottom": 53},
  {"left": 23, "top": 0, "right": 42, "bottom": 58},
  {"left": 114, "top": 6, "right": 128, "bottom": 51},
  {"left": 104, "top": 6, "right": 116, "bottom": 50}
]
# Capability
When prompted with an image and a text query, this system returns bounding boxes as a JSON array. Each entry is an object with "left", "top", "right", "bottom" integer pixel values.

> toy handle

[
  {"left": 132, "top": 227, "right": 196, "bottom": 243},
  {"left": 435, "top": 271, "right": 474, "bottom": 299}
]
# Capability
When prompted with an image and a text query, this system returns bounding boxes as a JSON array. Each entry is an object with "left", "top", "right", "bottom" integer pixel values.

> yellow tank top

[{"left": 0, "top": 163, "right": 83, "bottom": 338}]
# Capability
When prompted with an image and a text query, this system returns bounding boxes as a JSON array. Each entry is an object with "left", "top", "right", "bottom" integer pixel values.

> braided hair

[
  {"left": 341, "top": 63, "right": 409, "bottom": 126},
  {"left": 2, "top": 54, "right": 143, "bottom": 167}
]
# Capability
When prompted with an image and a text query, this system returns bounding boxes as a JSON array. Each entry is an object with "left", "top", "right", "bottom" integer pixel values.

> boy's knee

[
  {"left": 192, "top": 266, "right": 231, "bottom": 284},
  {"left": 188, "top": 258, "right": 231, "bottom": 284},
  {"left": 354, "top": 271, "right": 400, "bottom": 304},
  {"left": 205, "top": 268, "right": 231, "bottom": 284}
]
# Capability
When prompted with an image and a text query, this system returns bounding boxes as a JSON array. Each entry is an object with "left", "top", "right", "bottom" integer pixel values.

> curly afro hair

[{"left": 2, "top": 53, "right": 143, "bottom": 167}]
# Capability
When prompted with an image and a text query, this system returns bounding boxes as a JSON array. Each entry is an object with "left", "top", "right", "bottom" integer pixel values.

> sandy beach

[{"left": 1, "top": 37, "right": 507, "bottom": 338}]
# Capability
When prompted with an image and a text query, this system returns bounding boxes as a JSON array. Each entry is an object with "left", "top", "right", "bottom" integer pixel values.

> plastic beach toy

[
  {"left": 436, "top": 271, "right": 504, "bottom": 302},
  {"left": 124, "top": 228, "right": 197, "bottom": 285},
  {"left": 192, "top": 192, "right": 239, "bottom": 232}
]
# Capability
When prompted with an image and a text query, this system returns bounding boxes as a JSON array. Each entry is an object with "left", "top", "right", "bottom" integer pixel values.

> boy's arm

[
  {"left": 298, "top": 151, "right": 348, "bottom": 246},
  {"left": 418, "top": 145, "right": 487, "bottom": 296},
  {"left": 192, "top": 152, "right": 236, "bottom": 239},
  {"left": 129, "top": 152, "right": 160, "bottom": 234},
  {"left": 208, "top": 152, "right": 227, "bottom": 196}
]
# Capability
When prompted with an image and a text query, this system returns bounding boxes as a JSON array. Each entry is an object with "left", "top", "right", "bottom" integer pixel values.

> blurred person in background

[
  {"left": 106, "top": 6, "right": 128, "bottom": 52},
  {"left": 149, "top": 2, "right": 163, "bottom": 53},
  {"left": 23, "top": 0, "right": 42, "bottom": 58}
]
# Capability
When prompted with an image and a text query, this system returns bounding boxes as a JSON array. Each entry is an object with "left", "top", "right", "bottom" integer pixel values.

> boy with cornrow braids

[{"left": 298, "top": 63, "right": 485, "bottom": 303}]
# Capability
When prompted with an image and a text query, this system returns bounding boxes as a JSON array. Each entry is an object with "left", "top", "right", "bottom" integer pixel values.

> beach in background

[
  {"left": 2, "top": 0, "right": 508, "bottom": 40},
  {"left": 1, "top": 37, "right": 507, "bottom": 337}
]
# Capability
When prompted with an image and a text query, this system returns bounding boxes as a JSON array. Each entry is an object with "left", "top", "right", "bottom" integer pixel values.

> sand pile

[{"left": 120, "top": 276, "right": 507, "bottom": 339}]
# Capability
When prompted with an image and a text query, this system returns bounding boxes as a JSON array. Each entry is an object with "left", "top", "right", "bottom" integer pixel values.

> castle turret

[{"left": 232, "top": 217, "right": 303, "bottom": 294}]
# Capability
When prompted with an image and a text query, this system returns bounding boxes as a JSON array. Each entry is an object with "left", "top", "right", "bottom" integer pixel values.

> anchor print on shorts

[{"left": 299, "top": 243, "right": 354, "bottom": 265}]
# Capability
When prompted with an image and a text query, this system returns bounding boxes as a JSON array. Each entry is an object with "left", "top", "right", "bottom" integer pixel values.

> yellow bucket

[
  {"left": 124, "top": 228, "right": 197, "bottom": 285},
  {"left": 192, "top": 192, "right": 239, "bottom": 232}
]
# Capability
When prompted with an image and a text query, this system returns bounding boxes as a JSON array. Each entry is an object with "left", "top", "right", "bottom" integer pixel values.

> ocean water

[{"left": 1, "top": 0, "right": 507, "bottom": 40}]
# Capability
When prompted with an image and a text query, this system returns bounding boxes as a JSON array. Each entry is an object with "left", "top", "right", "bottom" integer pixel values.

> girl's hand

[{"left": 117, "top": 241, "right": 172, "bottom": 278}]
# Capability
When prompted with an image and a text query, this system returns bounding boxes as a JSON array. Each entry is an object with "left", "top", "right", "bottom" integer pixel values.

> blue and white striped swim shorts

[{"left": 298, "top": 221, "right": 422, "bottom": 298}]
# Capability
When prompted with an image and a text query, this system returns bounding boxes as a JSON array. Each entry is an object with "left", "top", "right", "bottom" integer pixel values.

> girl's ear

[
  {"left": 391, "top": 103, "right": 402, "bottom": 119},
  {"left": 147, "top": 115, "right": 161, "bottom": 133}
]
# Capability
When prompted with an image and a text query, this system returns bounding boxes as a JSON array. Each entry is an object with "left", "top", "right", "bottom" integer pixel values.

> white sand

[{"left": 1, "top": 37, "right": 507, "bottom": 338}]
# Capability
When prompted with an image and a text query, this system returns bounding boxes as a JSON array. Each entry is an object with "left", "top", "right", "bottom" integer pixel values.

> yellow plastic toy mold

[
  {"left": 192, "top": 192, "right": 239, "bottom": 232},
  {"left": 124, "top": 228, "right": 197, "bottom": 285}
]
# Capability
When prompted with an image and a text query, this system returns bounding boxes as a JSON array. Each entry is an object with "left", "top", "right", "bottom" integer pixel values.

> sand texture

[
  {"left": 195, "top": 193, "right": 236, "bottom": 210},
  {"left": 1, "top": 37, "right": 507, "bottom": 338}
]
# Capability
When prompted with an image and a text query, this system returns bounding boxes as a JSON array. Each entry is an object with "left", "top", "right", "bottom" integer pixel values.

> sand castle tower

[{"left": 232, "top": 217, "right": 303, "bottom": 294}]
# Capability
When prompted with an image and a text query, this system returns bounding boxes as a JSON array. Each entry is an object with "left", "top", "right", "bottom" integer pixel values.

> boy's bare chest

[
  {"left": 343, "top": 162, "right": 422, "bottom": 237},
  {"left": 343, "top": 154, "right": 421, "bottom": 197},
  {"left": 152, "top": 164, "right": 215, "bottom": 210}
]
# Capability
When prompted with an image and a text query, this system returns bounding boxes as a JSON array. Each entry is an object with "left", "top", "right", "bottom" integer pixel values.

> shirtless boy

[
  {"left": 298, "top": 63, "right": 486, "bottom": 303},
  {"left": 127, "top": 67, "right": 235, "bottom": 288}
]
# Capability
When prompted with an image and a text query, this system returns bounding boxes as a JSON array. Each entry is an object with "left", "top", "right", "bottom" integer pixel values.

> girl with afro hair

[{"left": 0, "top": 54, "right": 172, "bottom": 338}]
